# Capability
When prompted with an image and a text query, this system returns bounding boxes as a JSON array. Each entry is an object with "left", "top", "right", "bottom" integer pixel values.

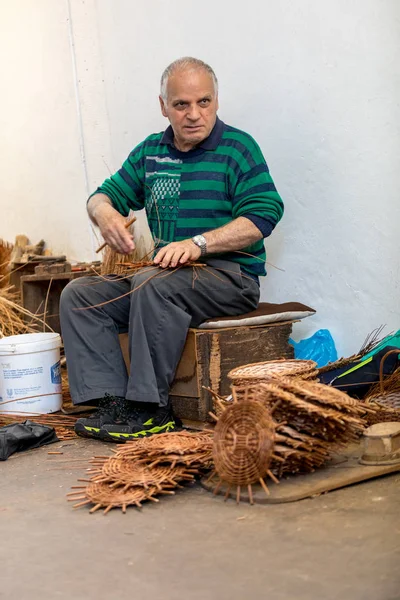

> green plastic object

[{"left": 362, "top": 330, "right": 400, "bottom": 361}]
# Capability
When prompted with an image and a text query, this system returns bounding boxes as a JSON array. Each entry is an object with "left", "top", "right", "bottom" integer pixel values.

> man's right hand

[{"left": 88, "top": 195, "right": 135, "bottom": 255}]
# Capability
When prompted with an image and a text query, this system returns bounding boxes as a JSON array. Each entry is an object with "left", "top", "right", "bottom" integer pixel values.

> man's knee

[
  {"left": 60, "top": 277, "right": 94, "bottom": 310},
  {"left": 131, "top": 267, "right": 163, "bottom": 290}
]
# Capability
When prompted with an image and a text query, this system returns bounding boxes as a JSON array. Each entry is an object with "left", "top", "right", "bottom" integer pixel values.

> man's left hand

[{"left": 154, "top": 239, "right": 201, "bottom": 268}]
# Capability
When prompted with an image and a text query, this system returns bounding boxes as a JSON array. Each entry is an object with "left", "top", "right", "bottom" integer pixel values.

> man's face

[{"left": 159, "top": 68, "right": 219, "bottom": 152}]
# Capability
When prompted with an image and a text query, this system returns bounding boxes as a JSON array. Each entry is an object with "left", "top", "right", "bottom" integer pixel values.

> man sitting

[{"left": 60, "top": 57, "right": 284, "bottom": 441}]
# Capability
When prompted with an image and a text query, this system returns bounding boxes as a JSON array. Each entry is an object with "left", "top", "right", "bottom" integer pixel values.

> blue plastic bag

[{"left": 289, "top": 329, "right": 338, "bottom": 368}]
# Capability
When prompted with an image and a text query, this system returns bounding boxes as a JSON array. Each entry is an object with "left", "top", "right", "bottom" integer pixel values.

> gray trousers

[{"left": 60, "top": 259, "right": 260, "bottom": 407}]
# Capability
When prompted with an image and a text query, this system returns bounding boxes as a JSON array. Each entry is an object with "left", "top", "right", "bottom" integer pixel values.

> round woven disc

[
  {"left": 94, "top": 459, "right": 191, "bottom": 488},
  {"left": 213, "top": 400, "right": 275, "bottom": 485},
  {"left": 85, "top": 481, "right": 156, "bottom": 508},
  {"left": 116, "top": 431, "right": 212, "bottom": 458}
]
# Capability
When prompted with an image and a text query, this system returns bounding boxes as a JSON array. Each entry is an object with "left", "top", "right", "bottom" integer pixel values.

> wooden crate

[
  {"left": 20, "top": 271, "right": 94, "bottom": 334},
  {"left": 170, "top": 321, "right": 294, "bottom": 422}
]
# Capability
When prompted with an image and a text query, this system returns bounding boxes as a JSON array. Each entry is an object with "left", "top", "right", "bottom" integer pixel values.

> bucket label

[
  {"left": 2, "top": 366, "right": 43, "bottom": 379},
  {"left": 51, "top": 361, "right": 61, "bottom": 385}
]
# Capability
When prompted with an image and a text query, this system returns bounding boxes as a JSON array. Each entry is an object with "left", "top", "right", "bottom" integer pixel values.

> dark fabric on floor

[{"left": 0, "top": 421, "right": 58, "bottom": 460}]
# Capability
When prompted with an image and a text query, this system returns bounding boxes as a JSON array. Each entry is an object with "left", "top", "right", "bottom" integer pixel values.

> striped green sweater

[{"left": 93, "top": 117, "right": 284, "bottom": 277}]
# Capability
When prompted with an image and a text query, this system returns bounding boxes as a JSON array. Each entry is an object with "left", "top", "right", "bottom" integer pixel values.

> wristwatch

[{"left": 191, "top": 234, "right": 207, "bottom": 256}]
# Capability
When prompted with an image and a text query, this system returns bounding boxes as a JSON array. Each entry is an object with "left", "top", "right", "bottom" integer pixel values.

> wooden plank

[
  {"left": 170, "top": 330, "right": 199, "bottom": 397},
  {"left": 201, "top": 444, "right": 400, "bottom": 504}
]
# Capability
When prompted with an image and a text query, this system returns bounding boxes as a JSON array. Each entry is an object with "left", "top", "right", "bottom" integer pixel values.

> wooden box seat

[{"left": 169, "top": 302, "right": 315, "bottom": 424}]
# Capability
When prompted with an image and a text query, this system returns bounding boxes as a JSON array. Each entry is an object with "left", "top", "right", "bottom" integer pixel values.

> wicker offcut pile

[{"left": 67, "top": 431, "right": 213, "bottom": 514}]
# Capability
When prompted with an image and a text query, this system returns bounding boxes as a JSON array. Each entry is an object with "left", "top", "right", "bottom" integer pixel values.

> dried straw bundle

[
  {"left": 0, "top": 239, "right": 13, "bottom": 288},
  {"left": 0, "top": 286, "right": 43, "bottom": 338}
]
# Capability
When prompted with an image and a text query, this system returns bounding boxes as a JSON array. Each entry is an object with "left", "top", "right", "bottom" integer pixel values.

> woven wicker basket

[
  {"left": 228, "top": 359, "right": 318, "bottom": 386},
  {"left": 365, "top": 349, "right": 400, "bottom": 411}
]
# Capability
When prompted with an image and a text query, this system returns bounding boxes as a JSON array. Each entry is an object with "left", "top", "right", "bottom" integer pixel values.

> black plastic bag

[
  {"left": 0, "top": 420, "right": 58, "bottom": 461},
  {"left": 319, "top": 346, "right": 400, "bottom": 398}
]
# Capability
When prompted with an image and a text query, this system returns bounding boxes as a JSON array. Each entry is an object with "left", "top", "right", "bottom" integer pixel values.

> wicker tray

[{"left": 228, "top": 359, "right": 318, "bottom": 386}]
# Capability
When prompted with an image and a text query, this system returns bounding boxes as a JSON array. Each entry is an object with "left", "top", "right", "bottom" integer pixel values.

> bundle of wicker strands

[
  {"left": 100, "top": 217, "right": 153, "bottom": 276},
  {"left": 228, "top": 359, "right": 318, "bottom": 387},
  {"left": 68, "top": 431, "right": 214, "bottom": 514},
  {"left": 208, "top": 393, "right": 279, "bottom": 504}
]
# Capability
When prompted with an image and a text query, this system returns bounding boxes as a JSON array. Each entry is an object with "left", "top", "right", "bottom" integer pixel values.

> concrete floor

[{"left": 0, "top": 438, "right": 399, "bottom": 600}]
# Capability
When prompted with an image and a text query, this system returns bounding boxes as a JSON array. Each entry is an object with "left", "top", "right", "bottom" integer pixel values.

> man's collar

[{"left": 160, "top": 116, "right": 224, "bottom": 151}]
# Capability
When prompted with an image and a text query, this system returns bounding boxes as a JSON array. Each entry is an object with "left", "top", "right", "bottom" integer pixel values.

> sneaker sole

[
  {"left": 102, "top": 420, "right": 177, "bottom": 441},
  {"left": 74, "top": 422, "right": 111, "bottom": 442}
]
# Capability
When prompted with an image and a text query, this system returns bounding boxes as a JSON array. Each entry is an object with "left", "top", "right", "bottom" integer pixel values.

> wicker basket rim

[{"left": 228, "top": 359, "right": 318, "bottom": 380}]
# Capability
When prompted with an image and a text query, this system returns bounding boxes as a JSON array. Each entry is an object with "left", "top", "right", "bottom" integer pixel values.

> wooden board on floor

[{"left": 201, "top": 444, "right": 400, "bottom": 503}]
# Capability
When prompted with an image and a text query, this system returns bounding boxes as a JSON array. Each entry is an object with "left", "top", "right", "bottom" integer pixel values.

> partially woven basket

[
  {"left": 365, "top": 349, "right": 400, "bottom": 411},
  {"left": 228, "top": 359, "right": 318, "bottom": 386},
  {"left": 213, "top": 399, "right": 275, "bottom": 486}
]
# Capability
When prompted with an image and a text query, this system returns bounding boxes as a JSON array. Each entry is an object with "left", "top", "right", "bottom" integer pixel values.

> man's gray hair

[{"left": 160, "top": 57, "right": 218, "bottom": 102}]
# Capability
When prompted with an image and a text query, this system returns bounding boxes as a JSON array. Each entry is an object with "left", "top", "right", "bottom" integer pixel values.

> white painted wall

[
  {"left": 0, "top": 1, "right": 96, "bottom": 259},
  {"left": 1, "top": 0, "right": 399, "bottom": 355}
]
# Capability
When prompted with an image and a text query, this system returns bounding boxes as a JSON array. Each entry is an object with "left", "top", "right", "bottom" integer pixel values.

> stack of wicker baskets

[{"left": 209, "top": 359, "right": 368, "bottom": 482}]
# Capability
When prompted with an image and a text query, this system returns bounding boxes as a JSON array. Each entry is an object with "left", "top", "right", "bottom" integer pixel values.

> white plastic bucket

[{"left": 0, "top": 333, "right": 62, "bottom": 415}]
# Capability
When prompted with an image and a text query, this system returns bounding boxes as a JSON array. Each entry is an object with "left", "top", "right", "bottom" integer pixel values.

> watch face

[{"left": 192, "top": 235, "right": 206, "bottom": 255}]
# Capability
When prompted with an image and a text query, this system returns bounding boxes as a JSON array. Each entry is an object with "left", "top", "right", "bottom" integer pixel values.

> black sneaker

[
  {"left": 102, "top": 404, "right": 179, "bottom": 442},
  {"left": 74, "top": 394, "right": 124, "bottom": 440}
]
